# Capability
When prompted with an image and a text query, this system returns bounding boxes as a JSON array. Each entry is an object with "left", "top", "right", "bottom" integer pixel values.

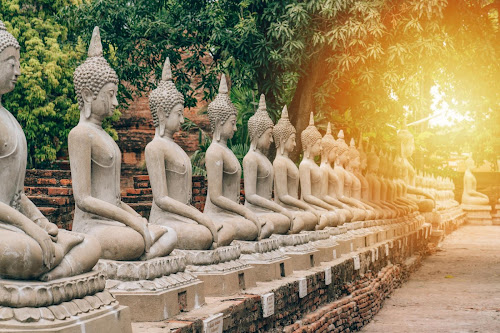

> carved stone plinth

[
  {"left": 492, "top": 204, "right": 500, "bottom": 225},
  {"left": 96, "top": 256, "right": 204, "bottom": 321},
  {"left": 233, "top": 239, "right": 292, "bottom": 282},
  {"left": 461, "top": 204, "right": 493, "bottom": 225},
  {"left": 172, "top": 245, "right": 255, "bottom": 297},
  {"left": 330, "top": 228, "right": 355, "bottom": 257},
  {"left": 272, "top": 233, "right": 320, "bottom": 270},
  {"left": 0, "top": 271, "right": 131, "bottom": 332},
  {"left": 361, "top": 221, "right": 379, "bottom": 246}
]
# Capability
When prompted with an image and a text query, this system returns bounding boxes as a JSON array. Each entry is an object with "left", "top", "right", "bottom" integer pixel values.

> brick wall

[
  {"left": 25, "top": 169, "right": 74, "bottom": 230},
  {"left": 167, "top": 228, "right": 429, "bottom": 333}
]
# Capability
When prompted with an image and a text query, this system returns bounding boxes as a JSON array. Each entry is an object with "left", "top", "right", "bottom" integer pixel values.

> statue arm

[
  {"left": 205, "top": 148, "right": 261, "bottom": 233},
  {"left": 145, "top": 145, "right": 218, "bottom": 244},
  {"left": 68, "top": 129, "right": 150, "bottom": 246},
  {"left": 243, "top": 156, "right": 291, "bottom": 216},
  {"left": 273, "top": 160, "right": 316, "bottom": 212},
  {"left": 18, "top": 193, "right": 59, "bottom": 240},
  {"left": 299, "top": 163, "right": 336, "bottom": 211},
  {"left": 406, "top": 185, "right": 435, "bottom": 201},
  {"left": 0, "top": 201, "right": 55, "bottom": 269}
]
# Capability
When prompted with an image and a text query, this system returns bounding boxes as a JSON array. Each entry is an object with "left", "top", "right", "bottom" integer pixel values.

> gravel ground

[{"left": 361, "top": 225, "right": 500, "bottom": 333}]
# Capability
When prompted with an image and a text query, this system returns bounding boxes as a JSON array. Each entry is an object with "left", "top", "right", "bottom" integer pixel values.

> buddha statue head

[
  {"left": 321, "top": 122, "right": 336, "bottom": 164},
  {"left": 149, "top": 57, "right": 185, "bottom": 137},
  {"left": 358, "top": 134, "right": 368, "bottom": 172},
  {"left": 207, "top": 74, "right": 238, "bottom": 142},
  {"left": 367, "top": 146, "right": 380, "bottom": 173},
  {"left": 346, "top": 138, "right": 361, "bottom": 171},
  {"left": 398, "top": 121, "right": 414, "bottom": 159},
  {"left": 73, "top": 27, "right": 119, "bottom": 121},
  {"left": 465, "top": 155, "right": 475, "bottom": 170},
  {"left": 301, "top": 112, "right": 322, "bottom": 159},
  {"left": 0, "top": 20, "right": 21, "bottom": 96},
  {"left": 248, "top": 94, "right": 274, "bottom": 151},
  {"left": 273, "top": 105, "right": 296, "bottom": 155},
  {"left": 334, "top": 130, "right": 349, "bottom": 167}
]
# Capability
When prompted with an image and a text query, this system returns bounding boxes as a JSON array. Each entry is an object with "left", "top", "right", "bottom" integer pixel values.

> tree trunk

[{"left": 288, "top": 48, "right": 329, "bottom": 161}]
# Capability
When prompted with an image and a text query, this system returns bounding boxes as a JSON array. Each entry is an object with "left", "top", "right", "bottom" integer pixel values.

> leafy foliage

[{"left": 0, "top": 0, "right": 119, "bottom": 168}]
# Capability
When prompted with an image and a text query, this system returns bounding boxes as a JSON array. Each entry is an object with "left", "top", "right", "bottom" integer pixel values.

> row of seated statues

[{"left": 1, "top": 25, "right": 453, "bottom": 286}]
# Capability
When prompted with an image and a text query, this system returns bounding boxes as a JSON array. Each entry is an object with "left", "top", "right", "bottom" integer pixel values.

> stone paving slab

[{"left": 361, "top": 226, "right": 500, "bottom": 333}]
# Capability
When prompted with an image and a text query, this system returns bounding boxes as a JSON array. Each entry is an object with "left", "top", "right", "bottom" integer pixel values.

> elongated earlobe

[
  {"left": 160, "top": 123, "right": 165, "bottom": 137},
  {"left": 84, "top": 102, "right": 91, "bottom": 119}
]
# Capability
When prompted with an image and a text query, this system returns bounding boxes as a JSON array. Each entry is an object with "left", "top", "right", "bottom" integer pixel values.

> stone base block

[
  {"left": 334, "top": 235, "right": 354, "bottom": 257},
  {"left": 0, "top": 271, "right": 131, "bottom": 333},
  {"left": 196, "top": 266, "right": 256, "bottom": 296},
  {"left": 462, "top": 204, "right": 493, "bottom": 226},
  {"left": 286, "top": 250, "right": 320, "bottom": 270},
  {"left": 0, "top": 303, "right": 131, "bottom": 333},
  {"left": 364, "top": 230, "right": 378, "bottom": 246},
  {"left": 112, "top": 278, "right": 204, "bottom": 322},
  {"left": 249, "top": 256, "right": 293, "bottom": 282}
]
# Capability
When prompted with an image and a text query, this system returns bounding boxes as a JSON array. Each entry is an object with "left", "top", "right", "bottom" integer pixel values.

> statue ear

[
  {"left": 81, "top": 88, "right": 93, "bottom": 119},
  {"left": 214, "top": 119, "right": 221, "bottom": 142},
  {"left": 279, "top": 143, "right": 285, "bottom": 155}
]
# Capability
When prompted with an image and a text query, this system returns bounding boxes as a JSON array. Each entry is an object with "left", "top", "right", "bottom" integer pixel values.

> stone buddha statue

[
  {"left": 69, "top": 27, "right": 177, "bottom": 261},
  {"left": 204, "top": 75, "right": 274, "bottom": 241},
  {"left": 299, "top": 113, "right": 340, "bottom": 228},
  {"left": 146, "top": 57, "right": 235, "bottom": 250},
  {"left": 344, "top": 138, "right": 383, "bottom": 219},
  {"left": 462, "top": 156, "right": 489, "bottom": 205},
  {"left": 365, "top": 147, "right": 398, "bottom": 218},
  {"left": 331, "top": 130, "right": 375, "bottom": 221},
  {"left": 319, "top": 123, "right": 359, "bottom": 223},
  {"left": 398, "top": 125, "right": 435, "bottom": 212},
  {"left": 391, "top": 153, "right": 419, "bottom": 212},
  {"left": 243, "top": 94, "right": 304, "bottom": 234},
  {"left": 0, "top": 20, "right": 101, "bottom": 282},
  {"left": 350, "top": 137, "right": 387, "bottom": 219},
  {"left": 272, "top": 106, "right": 319, "bottom": 231},
  {"left": 378, "top": 151, "right": 408, "bottom": 216}
]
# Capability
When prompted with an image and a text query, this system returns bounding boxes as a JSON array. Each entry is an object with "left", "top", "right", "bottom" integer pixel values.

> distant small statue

[{"left": 462, "top": 156, "right": 489, "bottom": 205}]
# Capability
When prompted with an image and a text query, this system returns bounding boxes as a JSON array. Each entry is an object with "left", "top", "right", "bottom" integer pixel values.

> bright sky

[{"left": 428, "top": 85, "right": 469, "bottom": 128}]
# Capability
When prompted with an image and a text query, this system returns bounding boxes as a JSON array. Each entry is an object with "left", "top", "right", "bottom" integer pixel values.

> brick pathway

[{"left": 361, "top": 226, "right": 500, "bottom": 333}]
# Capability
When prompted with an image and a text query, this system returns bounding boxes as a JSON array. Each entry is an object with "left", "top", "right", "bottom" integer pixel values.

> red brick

[
  {"left": 36, "top": 178, "right": 57, "bottom": 185},
  {"left": 48, "top": 187, "right": 72, "bottom": 196},
  {"left": 60, "top": 179, "right": 72, "bottom": 186}
]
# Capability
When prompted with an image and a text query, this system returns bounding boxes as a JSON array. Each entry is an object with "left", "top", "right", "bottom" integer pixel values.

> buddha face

[
  {"left": 256, "top": 127, "right": 273, "bottom": 151},
  {"left": 83, "top": 82, "right": 118, "bottom": 119},
  {"left": 0, "top": 46, "right": 20, "bottom": 96},
  {"left": 401, "top": 137, "right": 414, "bottom": 158},
  {"left": 360, "top": 155, "right": 367, "bottom": 170},
  {"left": 324, "top": 146, "right": 336, "bottom": 164},
  {"left": 465, "top": 157, "right": 475, "bottom": 170},
  {"left": 164, "top": 103, "right": 184, "bottom": 134},
  {"left": 218, "top": 114, "right": 237, "bottom": 140},
  {"left": 349, "top": 156, "right": 361, "bottom": 170},
  {"left": 284, "top": 133, "right": 296, "bottom": 153},
  {"left": 338, "top": 151, "right": 349, "bottom": 166},
  {"left": 307, "top": 139, "right": 321, "bottom": 158}
]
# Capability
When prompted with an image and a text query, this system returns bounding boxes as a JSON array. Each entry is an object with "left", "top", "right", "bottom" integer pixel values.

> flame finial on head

[
  {"left": 350, "top": 138, "right": 355, "bottom": 147},
  {"left": 326, "top": 122, "right": 332, "bottom": 135},
  {"left": 338, "top": 130, "right": 344, "bottom": 140},
  {"left": 309, "top": 112, "right": 314, "bottom": 125},
  {"left": 219, "top": 74, "right": 228, "bottom": 94},
  {"left": 162, "top": 57, "right": 173, "bottom": 81},
  {"left": 88, "top": 26, "right": 103, "bottom": 58}
]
